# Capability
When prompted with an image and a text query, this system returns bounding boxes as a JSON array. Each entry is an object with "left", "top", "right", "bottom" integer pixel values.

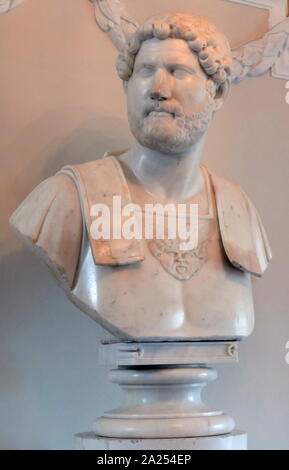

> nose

[
  {"left": 174, "top": 253, "right": 185, "bottom": 262},
  {"left": 150, "top": 69, "right": 172, "bottom": 101}
]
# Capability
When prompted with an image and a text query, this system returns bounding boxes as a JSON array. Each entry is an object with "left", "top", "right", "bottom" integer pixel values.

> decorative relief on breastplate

[{"left": 148, "top": 239, "right": 210, "bottom": 281}]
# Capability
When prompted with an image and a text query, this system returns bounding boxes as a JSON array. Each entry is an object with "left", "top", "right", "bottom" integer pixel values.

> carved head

[
  {"left": 149, "top": 238, "right": 209, "bottom": 281},
  {"left": 118, "top": 12, "right": 233, "bottom": 154}
]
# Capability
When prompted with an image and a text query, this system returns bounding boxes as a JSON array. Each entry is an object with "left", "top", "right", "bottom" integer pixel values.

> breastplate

[{"left": 69, "top": 166, "right": 254, "bottom": 342}]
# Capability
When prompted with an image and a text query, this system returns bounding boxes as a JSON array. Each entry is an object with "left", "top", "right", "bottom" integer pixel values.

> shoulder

[
  {"left": 206, "top": 167, "right": 272, "bottom": 277},
  {"left": 10, "top": 173, "right": 79, "bottom": 240},
  {"left": 10, "top": 172, "right": 82, "bottom": 288},
  {"left": 206, "top": 168, "right": 245, "bottom": 201}
]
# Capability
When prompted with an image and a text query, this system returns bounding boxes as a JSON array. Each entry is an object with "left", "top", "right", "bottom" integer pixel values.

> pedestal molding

[
  {"left": 93, "top": 365, "right": 235, "bottom": 439},
  {"left": 75, "top": 430, "right": 248, "bottom": 450},
  {"left": 98, "top": 341, "right": 239, "bottom": 366}
]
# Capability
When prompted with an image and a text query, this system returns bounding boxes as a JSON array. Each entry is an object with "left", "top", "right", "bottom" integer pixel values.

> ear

[
  {"left": 123, "top": 80, "right": 128, "bottom": 95},
  {"left": 213, "top": 78, "right": 231, "bottom": 111}
]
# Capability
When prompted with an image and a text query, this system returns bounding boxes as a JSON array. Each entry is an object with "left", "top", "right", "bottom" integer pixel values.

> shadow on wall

[
  {"left": 4, "top": 108, "right": 130, "bottom": 188},
  {"left": 0, "top": 248, "right": 101, "bottom": 390},
  {"left": 43, "top": 115, "right": 131, "bottom": 177},
  {"left": 0, "top": 248, "right": 105, "bottom": 450},
  {"left": 2, "top": 108, "right": 131, "bottom": 252}
]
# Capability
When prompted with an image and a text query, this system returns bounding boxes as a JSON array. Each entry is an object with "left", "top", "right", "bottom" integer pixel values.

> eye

[
  {"left": 171, "top": 67, "right": 192, "bottom": 78},
  {"left": 137, "top": 65, "right": 155, "bottom": 77}
]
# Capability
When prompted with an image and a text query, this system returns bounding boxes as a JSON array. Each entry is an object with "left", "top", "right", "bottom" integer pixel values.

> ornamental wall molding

[
  {"left": 0, "top": 0, "right": 24, "bottom": 15},
  {"left": 1, "top": 0, "right": 288, "bottom": 81},
  {"left": 225, "top": 0, "right": 289, "bottom": 80},
  {"left": 89, "top": 0, "right": 289, "bottom": 82},
  {"left": 225, "top": 0, "right": 288, "bottom": 28}
]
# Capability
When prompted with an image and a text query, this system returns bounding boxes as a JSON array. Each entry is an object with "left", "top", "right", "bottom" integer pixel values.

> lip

[
  {"left": 147, "top": 110, "right": 175, "bottom": 118},
  {"left": 175, "top": 263, "right": 188, "bottom": 274}
]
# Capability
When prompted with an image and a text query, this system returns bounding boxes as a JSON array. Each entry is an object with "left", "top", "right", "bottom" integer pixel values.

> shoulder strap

[
  {"left": 208, "top": 169, "right": 272, "bottom": 277},
  {"left": 59, "top": 156, "right": 145, "bottom": 266}
]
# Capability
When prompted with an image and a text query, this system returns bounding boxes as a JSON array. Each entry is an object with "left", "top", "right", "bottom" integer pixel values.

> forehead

[{"left": 134, "top": 38, "right": 200, "bottom": 67}]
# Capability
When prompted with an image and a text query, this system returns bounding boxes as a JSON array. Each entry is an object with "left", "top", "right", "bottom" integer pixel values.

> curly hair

[{"left": 116, "top": 12, "right": 232, "bottom": 87}]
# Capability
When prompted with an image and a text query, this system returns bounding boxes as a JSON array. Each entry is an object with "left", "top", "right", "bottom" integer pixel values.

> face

[
  {"left": 126, "top": 38, "right": 216, "bottom": 154},
  {"left": 149, "top": 239, "right": 209, "bottom": 281}
]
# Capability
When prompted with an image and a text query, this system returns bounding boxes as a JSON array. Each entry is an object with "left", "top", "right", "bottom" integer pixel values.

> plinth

[
  {"left": 75, "top": 341, "right": 247, "bottom": 450},
  {"left": 75, "top": 431, "right": 247, "bottom": 450}
]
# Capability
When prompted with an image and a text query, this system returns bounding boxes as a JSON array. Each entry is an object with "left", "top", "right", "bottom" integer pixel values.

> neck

[{"left": 118, "top": 137, "right": 206, "bottom": 203}]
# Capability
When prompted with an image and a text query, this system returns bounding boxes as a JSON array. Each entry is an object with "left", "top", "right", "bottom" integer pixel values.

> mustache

[{"left": 145, "top": 102, "right": 184, "bottom": 118}]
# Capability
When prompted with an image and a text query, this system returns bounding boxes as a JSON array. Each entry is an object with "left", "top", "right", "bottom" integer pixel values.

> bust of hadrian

[{"left": 10, "top": 12, "right": 272, "bottom": 342}]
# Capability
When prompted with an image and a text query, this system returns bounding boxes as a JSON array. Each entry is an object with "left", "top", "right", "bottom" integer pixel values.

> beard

[{"left": 128, "top": 95, "right": 215, "bottom": 154}]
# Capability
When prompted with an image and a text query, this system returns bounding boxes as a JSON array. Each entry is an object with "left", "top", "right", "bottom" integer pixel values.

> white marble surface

[
  {"left": 93, "top": 366, "right": 235, "bottom": 439},
  {"left": 98, "top": 341, "right": 239, "bottom": 365},
  {"left": 10, "top": 153, "right": 270, "bottom": 341},
  {"left": 1, "top": 0, "right": 287, "bottom": 451},
  {"left": 10, "top": 12, "right": 271, "bottom": 342},
  {"left": 93, "top": 343, "right": 238, "bottom": 440},
  {"left": 75, "top": 430, "right": 247, "bottom": 450}
]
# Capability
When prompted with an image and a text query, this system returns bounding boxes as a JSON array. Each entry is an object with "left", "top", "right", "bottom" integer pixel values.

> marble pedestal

[
  {"left": 75, "top": 341, "right": 244, "bottom": 448},
  {"left": 75, "top": 430, "right": 247, "bottom": 450},
  {"left": 93, "top": 365, "right": 235, "bottom": 438}
]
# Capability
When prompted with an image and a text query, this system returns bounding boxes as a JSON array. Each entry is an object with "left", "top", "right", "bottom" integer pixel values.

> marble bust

[{"left": 10, "top": 12, "right": 272, "bottom": 342}]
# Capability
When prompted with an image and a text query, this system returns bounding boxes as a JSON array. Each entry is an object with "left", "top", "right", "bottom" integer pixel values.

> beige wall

[{"left": 0, "top": 0, "right": 288, "bottom": 449}]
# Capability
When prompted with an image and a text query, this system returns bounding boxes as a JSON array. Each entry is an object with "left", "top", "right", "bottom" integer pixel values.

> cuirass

[
  {"left": 10, "top": 155, "right": 271, "bottom": 342},
  {"left": 70, "top": 166, "right": 254, "bottom": 342}
]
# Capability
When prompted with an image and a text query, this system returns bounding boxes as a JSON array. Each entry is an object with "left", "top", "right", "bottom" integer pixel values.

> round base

[
  {"left": 75, "top": 431, "right": 247, "bottom": 450},
  {"left": 94, "top": 414, "right": 234, "bottom": 439},
  {"left": 93, "top": 366, "right": 235, "bottom": 439}
]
